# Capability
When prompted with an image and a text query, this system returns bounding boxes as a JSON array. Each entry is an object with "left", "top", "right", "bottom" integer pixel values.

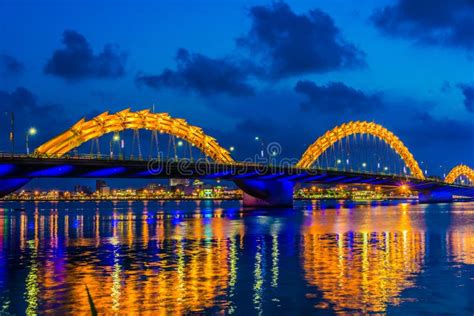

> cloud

[
  {"left": 371, "top": 0, "right": 474, "bottom": 49},
  {"left": 237, "top": 2, "right": 365, "bottom": 78},
  {"left": 0, "top": 87, "right": 67, "bottom": 152},
  {"left": 410, "top": 111, "right": 474, "bottom": 142},
  {"left": 457, "top": 83, "right": 474, "bottom": 113},
  {"left": 44, "top": 30, "right": 127, "bottom": 80},
  {"left": 294, "top": 80, "right": 382, "bottom": 113},
  {"left": 440, "top": 80, "right": 451, "bottom": 93},
  {"left": 0, "top": 54, "right": 23, "bottom": 76},
  {"left": 136, "top": 49, "right": 256, "bottom": 97},
  {"left": 135, "top": 2, "right": 364, "bottom": 96},
  {"left": 0, "top": 87, "right": 54, "bottom": 114}
]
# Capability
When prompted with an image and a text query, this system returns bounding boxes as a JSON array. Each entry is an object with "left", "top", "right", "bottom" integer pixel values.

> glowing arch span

[
  {"left": 445, "top": 165, "right": 474, "bottom": 184},
  {"left": 35, "top": 108, "right": 235, "bottom": 163},
  {"left": 296, "top": 121, "right": 425, "bottom": 180}
]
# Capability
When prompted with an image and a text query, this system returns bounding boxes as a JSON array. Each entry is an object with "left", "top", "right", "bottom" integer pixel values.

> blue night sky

[{"left": 0, "top": 0, "right": 473, "bottom": 189}]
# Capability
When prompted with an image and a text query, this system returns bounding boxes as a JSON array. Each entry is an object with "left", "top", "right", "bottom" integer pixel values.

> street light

[
  {"left": 110, "top": 133, "right": 120, "bottom": 158},
  {"left": 255, "top": 136, "right": 264, "bottom": 158},
  {"left": 26, "top": 127, "right": 37, "bottom": 155},
  {"left": 177, "top": 140, "right": 184, "bottom": 147},
  {"left": 229, "top": 146, "right": 235, "bottom": 152}
]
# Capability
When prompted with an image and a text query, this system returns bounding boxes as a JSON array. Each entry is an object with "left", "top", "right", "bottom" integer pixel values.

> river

[{"left": 0, "top": 200, "right": 473, "bottom": 314}]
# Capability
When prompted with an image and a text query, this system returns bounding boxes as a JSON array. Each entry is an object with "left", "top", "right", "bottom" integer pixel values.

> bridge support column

[
  {"left": 0, "top": 178, "right": 30, "bottom": 198},
  {"left": 418, "top": 190, "right": 453, "bottom": 203},
  {"left": 235, "top": 180, "right": 294, "bottom": 208}
]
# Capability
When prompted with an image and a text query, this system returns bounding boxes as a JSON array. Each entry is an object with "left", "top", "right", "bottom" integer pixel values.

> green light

[
  {"left": 362, "top": 162, "right": 367, "bottom": 167},
  {"left": 28, "top": 127, "right": 37, "bottom": 136},
  {"left": 229, "top": 146, "right": 235, "bottom": 152},
  {"left": 177, "top": 141, "right": 183, "bottom": 147}
]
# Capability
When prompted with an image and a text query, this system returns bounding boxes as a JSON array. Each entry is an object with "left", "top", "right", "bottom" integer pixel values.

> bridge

[{"left": 1, "top": 109, "right": 473, "bottom": 207}]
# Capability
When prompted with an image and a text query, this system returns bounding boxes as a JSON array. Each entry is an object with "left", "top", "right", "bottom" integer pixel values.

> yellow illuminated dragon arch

[
  {"left": 445, "top": 164, "right": 474, "bottom": 184},
  {"left": 296, "top": 121, "right": 425, "bottom": 180},
  {"left": 35, "top": 109, "right": 235, "bottom": 163}
]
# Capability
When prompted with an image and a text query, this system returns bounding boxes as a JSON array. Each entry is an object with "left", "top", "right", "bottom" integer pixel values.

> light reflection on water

[{"left": 0, "top": 200, "right": 473, "bottom": 314}]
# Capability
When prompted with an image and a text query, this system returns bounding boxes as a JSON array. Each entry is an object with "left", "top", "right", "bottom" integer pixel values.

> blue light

[
  {"left": 234, "top": 171, "right": 258, "bottom": 179},
  {"left": 325, "top": 176, "right": 348, "bottom": 183},
  {"left": 259, "top": 172, "right": 286, "bottom": 180},
  {"left": 284, "top": 174, "right": 306, "bottom": 181},
  {"left": 28, "top": 165, "right": 74, "bottom": 177},
  {"left": 305, "top": 174, "right": 327, "bottom": 181},
  {"left": 0, "top": 164, "right": 15, "bottom": 176},
  {"left": 135, "top": 169, "right": 162, "bottom": 177},
  {"left": 85, "top": 167, "right": 127, "bottom": 177},
  {"left": 340, "top": 177, "right": 362, "bottom": 183}
]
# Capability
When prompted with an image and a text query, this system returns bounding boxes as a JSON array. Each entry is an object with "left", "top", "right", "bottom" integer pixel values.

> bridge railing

[{"left": 0, "top": 152, "right": 30, "bottom": 158}]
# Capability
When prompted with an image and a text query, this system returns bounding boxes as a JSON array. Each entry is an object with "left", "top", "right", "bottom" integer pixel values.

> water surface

[{"left": 0, "top": 200, "right": 473, "bottom": 314}]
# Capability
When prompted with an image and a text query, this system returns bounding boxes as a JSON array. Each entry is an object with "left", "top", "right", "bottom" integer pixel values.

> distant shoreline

[
  {"left": 2, "top": 197, "right": 419, "bottom": 202},
  {"left": 1, "top": 197, "right": 472, "bottom": 203},
  {"left": 0, "top": 197, "right": 241, "bottom": 202}
]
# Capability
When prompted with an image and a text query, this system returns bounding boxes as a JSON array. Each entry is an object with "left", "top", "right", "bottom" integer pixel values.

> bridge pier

[
  {"left": 418, "top": 190, "right": 453, "bottom": 203},
  {"left": 235, "top": 179, "right": 294, "bottom": 208}
]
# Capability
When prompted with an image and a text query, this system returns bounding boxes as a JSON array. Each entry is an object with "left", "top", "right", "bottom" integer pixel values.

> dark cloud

[
  {"left": 0, "top": 87, "right": 55, "bottom": 114},
  {"left": 393, "top": 109, "right": 474, "bottom": 168},
  {"left": 237, "top": 2, "right": 366, "bottom": 78},
  {"left": 136, "top": 49, "right": 256, "bottom": 97},
  {"left": 371, "top": 0, "right": 474, "bottom": 49},
  {"left": 410, "top": 111, "right": 474, "bottom": 142},
  {"left": 0, "top": 87, "right": 67, "bottom": 152},
  {"left": 294, "top": 80, "right": 382, "bottom": 113},
  {"left": 235, "top": 118, "right": 276, "bottom": 136},
  {"left": 0, "top": 54, "right": 23, "bottom": 75},
  {"left": 44, "top": 30, "right": 127, "bottom": 80},
  {"left": 457, "top": 83, "right": 474, "bottom": 113},
  {"left": 135, "top": 2, "right": 364, "bottom": 96}
]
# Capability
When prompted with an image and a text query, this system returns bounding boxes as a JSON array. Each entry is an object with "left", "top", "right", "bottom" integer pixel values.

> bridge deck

[{"left": 0, "top": 156, "right": 473, "bottom": 196}]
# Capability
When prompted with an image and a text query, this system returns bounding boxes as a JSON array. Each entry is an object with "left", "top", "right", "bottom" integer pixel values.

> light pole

[
  {"left": 110, "top": 133, "right": 120, "bottom": 159},
  {"left": 255, "top": 136, "right": 264, "bottom": 158},
  {"left": 26, "top": 127, "right": 37, "bottom": 155},
  {"left": 4, "top": 112, "right": 14, "bottom": 156}
]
